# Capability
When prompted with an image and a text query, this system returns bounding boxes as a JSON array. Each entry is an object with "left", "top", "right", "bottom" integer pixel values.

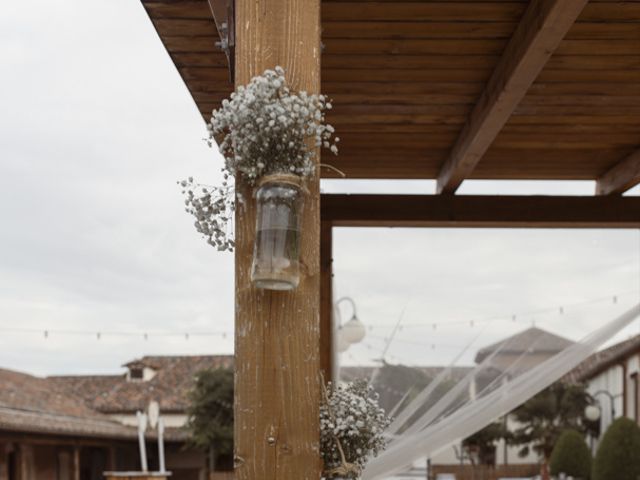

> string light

[
  {"left": 371, "top": 290, "right": 637, "bottom": 330},
  {"left": 1, "top": 290, "right": 633, "bottom": 343}
]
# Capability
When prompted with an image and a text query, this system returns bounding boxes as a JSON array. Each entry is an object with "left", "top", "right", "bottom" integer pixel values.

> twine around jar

[
  {"left": 256, "top": 173, "right": 310, "bottom": 195},
  {"left": 320, "top": 374, "right": 362, "bottom": 479}
]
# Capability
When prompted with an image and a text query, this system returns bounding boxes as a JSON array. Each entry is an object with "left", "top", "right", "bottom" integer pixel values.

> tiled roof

[
  {"left": 48, "top": 355, "right": 234, "bottom": 413},
  {"left": 341, "top": 365, "right": 473, "bottom": 412},
  {"left": 340, "top": 365, "right": 472, "bottom": 383},
  {"left": 0, "top": 368, "right": 137, "bottom": 439},
  {"left": 475, "top": 327, "right": 574, "bottom": 363},
  {"left": 564, "top": 334, "right": 640, "bottom": 383}
]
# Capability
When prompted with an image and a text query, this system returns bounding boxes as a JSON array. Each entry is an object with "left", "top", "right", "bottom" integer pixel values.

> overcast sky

[{"left": 1, "top": 0, "right": 639, "bottom": 377}]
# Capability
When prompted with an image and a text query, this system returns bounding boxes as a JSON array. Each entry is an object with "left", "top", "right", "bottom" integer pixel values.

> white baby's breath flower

[
  {"left": 320, "top": 379, "right": 391, "bottom": 479},
  {"left": 180, "top": 66, "right": 338, "bottom": 251}
]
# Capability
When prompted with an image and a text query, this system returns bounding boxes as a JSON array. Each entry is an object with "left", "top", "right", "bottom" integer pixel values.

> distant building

[
  {"left": 0, "top": 355, "right": 233, "bottom": 480},
  {"left": 564, "top": 333, "right": 640, "bottom": 437},
  {"left": 475, "top": 327, "right": 575, "bottom": 375},
  {"left": 49, "top": 355, "right": 233, "bottom": 432},
  {"left": 343, "top": 327, "right": 576, "bottom": 474}
]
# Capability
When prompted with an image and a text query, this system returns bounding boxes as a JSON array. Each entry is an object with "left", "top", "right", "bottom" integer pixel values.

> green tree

[
  {"left": 510, "top": 382, "right": 597, "bottom": 480},
  {"left": 549, "top": 429, "right": 592, "bottom": 479},
  {"left": 592, "top": 417, "right": 640, "bottom": 480},
  {"left": 185, "top": 368, "right": 234, "bottom": 470},
  {"left": 463, "top": 420, "right": 507, "bottom": 466}
]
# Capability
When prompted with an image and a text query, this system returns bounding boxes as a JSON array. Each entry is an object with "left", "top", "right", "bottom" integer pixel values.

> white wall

[
  {"left": 625, "top": 354, "right": 639, "bottom": 421},
  {"left": 587, "top": 365, "right": 624, "bottom": 434},
  {"left": 109, "top": 413, "right": 188, "bottom": 428}
]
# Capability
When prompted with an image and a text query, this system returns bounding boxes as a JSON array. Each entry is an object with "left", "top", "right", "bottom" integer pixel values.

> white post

[
  {"left": 158, "top": 418, "right": 166, "bottom": 473},
  {"left": 136, "top": 411, "right": 148, "bottom": 472}
]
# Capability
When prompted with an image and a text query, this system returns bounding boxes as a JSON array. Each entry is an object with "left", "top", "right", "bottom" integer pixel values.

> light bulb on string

[
  {"left": 336, "top": 333, "right": 350, "bottom": 353},
  {"left": 342, "top": 315, "right": 366, "bottom": 344}
]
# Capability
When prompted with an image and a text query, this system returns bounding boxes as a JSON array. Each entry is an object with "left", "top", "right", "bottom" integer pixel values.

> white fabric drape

[{"left": 362, "top": 304, "right": 640, "bottom": 480}]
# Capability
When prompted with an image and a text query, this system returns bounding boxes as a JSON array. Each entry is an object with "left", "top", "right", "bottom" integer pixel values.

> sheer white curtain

[{"left": 359, "top": 304, "right": 640, "bottom": 480}]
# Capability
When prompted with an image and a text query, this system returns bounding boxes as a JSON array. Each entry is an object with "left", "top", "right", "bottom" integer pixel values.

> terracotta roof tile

[
  {"left": 475, "top": 327, "right": 574, "bottom": 363},
  {"left": 564, "top": 334, "right": 640, "bottom": 383},
  {"left": 0, "top": 368, "right": 138, "bottom": 439},
  {"left": 48, "top": 355, "right": 234, "bottom": 413}
]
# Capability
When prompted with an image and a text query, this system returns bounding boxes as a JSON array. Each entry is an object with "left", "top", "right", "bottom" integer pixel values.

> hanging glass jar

[{"left": 251, "top": 174, "right": 306, "bottom": 290}]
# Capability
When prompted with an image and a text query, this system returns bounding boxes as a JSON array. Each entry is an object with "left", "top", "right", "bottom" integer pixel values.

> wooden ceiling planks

[
  {"left": 141, "top": 0, "right": 234, "bottom": 121},
  {"left": 486, "top": 0, "right": 640, "bottom": 189},
  {"left": 140, "top": 0, "right": 640, "bottom": 192}
]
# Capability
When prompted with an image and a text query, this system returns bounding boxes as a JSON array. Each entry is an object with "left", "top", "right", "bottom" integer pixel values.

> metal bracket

[{"left": 208, "top": 0, "right": 235, "bottom": 83}]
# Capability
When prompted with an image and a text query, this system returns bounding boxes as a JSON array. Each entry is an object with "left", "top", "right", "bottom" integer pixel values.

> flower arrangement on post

[
  {"left": 320, "top": 379, "right": 392, "bottom": 479},
  {"left": 180, "top": 66, "right": 339, "bottom": 290}
]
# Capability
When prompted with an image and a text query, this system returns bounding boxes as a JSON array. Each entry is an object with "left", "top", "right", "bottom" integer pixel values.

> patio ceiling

[{"left": 141, "top": 0, "right": 640, "bottom": 194}]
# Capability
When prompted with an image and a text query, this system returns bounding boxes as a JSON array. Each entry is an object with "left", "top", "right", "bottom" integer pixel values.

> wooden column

[
  {"left": 72, "top": 446, "right": 80, "bottom": 480},
  {"left": 233, "top": 1, "right": 321, "bottom": 480},
  {"left": 19, "top": 444, "right": 30, "bottom": 480},
  {"left": 108, "top": 446, "right": 117, "bottom": 471},
  {"left": 0, "top": 444, "right": 8, "bottom": 480},
  {"left": 320, "top": 221, "right": 334, "bottom": 382}
]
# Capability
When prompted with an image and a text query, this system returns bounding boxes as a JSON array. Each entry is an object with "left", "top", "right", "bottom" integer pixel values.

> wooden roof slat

[
  {"left": 141, "top": 0, "right": 640, "bottom": 182},
  {"left": 324, "top": 39, "right": 640, "bottom": 57},
  {"left": 322, "top": 3, "right": 526, "bottom": 22},
  {"left": 321, "top": 22, "right": 640, "bottom": 41},
  {"left": 436, "top": 0, "right": 590, "bottom": 194},
  {"left": 320, "top": 55, "right": 640, "bottom": 71},
  {"left": 142, "top": 1, "right": 213, "bottom": 19},
  {"left": 596, "top": 149, "right": 640, "bottom": 195}
]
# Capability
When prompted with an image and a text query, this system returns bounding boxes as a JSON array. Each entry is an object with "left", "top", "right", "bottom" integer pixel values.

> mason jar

[{"left": 251, "top": 174, "right": 306, "bottom": 290}]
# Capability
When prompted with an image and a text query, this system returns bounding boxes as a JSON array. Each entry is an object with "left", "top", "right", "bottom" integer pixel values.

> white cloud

[{"left": 0, "top": 0, "right": 638, "bottom": 377}]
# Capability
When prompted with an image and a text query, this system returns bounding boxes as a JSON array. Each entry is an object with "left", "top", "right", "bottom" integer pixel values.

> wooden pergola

[{"left": 140, "top": 1, "right": 640, "bottom": 478}]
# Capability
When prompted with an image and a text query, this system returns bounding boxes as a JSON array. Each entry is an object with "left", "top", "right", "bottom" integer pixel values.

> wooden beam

[
  {"left": 320, "top": 221, "right": 334, "bottom": 383},
  {"left": 436, "top": 0, "right": 588, "bottom": 194},
  {"left": 233, "top": 0, "right": 321, "bottom": 480},
  {"left": 321, "top": 194, "right": 640, "bottom": 228},
  {"left": 596, "top": 149, "right": 640, "bottom": 195}
]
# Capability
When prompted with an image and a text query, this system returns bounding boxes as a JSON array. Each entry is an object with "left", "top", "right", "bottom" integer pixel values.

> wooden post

[
  {"left": 108, "top": 446, "right": 117, "bottom": 471},
  {"left": 320, "top": 221, "right": 334, "bottom": 382},
  {"left": 233, "top": 0, "right": 321, "bottom": 480},
  {"left": 72, "top": 446, "right": 80, "bottom": 480},
  {"left": 19, "top": 444, "right": 30, "bottom": 480},
  {"left": 0, "top": 444, "right": 7, "bottom": 480}
]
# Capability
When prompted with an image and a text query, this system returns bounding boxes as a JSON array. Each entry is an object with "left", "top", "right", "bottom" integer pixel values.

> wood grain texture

[
  {"left": 436, "top": 0, "right": 588, "bottom": 194},
  {"left": 320, "top": 222, "right": 334, "bottom": 383},
  {"left": 141, "top": 0, "right": 640, "bottom": 184},
  {"left": 0, "top": 445, "right": 7, "bottom": 480},
  {"left": 233, "top": 0, "right": 321, "bottom": 480},
  {"left": 321, "top": 194, "right": 640, "bottom": 228},
  {"left": 73, "top": 446, "right": 80, "bottom": 480},
  {"left": 596, "top": 149, "right": 640, "bottom": 195}
]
